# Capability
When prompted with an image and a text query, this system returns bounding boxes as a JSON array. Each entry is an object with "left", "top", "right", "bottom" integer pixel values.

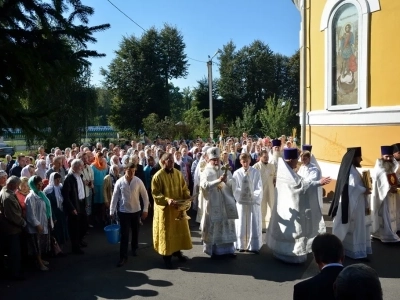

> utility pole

[{"left": 207, "top": 49, "right": 221, "bottom": 140}]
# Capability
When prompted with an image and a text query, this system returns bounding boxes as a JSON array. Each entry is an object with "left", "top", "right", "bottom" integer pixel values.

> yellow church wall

[
  {"left": 306, "top": 0, "right": 400, "bottom": 109},
  {"left": 302, "top": 0, "right": 400, "bottom": 172},
  {"left": 306, "top": 0, "right": 325, "bottom": 111},
  {"left": 308, "top": 125, "right": 399, "bottom": 169},
  {"left": 369, "top": 0, "right": 400, "bottom": 106}
]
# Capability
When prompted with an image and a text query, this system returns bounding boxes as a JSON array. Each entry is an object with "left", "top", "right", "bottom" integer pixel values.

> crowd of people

[{"left": 1, "top": 133, "right": 396, "bottom": 299}]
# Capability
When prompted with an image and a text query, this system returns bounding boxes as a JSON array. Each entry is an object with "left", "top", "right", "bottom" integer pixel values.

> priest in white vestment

[
  {"left": 268, "top": 139, "right": 282, "bottom": 175},
  {"left": 232, "top": 153, "right": 263, "bottom": 253},
  {"left": 370, "top": 145, "right": 400, "bottom": 243},
  {"left": 200, "top": 147, "right": 238, "bottom": 258},
  {"left": 267, "top": 148, "right": 329, "bottom": 264},
  {"left": 253, "top": 150, "right": 275, "bottom": 232},
  {"left": 329, "top": 147, "right": 372, "bottom": 260},
  {"left": 193, "top": 146, "right": 210, "bottom": 222},
  {"left": 392, "top": 143, "right": 400, "bottom": 232},
  {"left": 300, "top": 144, "right": 323, "bottom": 210}
]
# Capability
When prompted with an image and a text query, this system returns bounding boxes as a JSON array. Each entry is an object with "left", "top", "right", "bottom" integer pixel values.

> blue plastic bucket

[{"left": 104, "top": 224, "right": 121, "bottom": 244}]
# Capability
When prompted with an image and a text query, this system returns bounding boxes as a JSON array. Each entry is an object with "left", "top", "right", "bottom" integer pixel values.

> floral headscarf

[{"left": 28, "top": 176, "right": 52, "bottom": 219}]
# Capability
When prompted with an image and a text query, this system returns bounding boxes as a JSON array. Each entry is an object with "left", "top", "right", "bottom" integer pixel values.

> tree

[
  {"left": 258, "top": 96, "right": 297, "bottom": 138},
  {"left": 218, "top": 40, "right": 275, "bottom": 121},
  {"left": 191, "top": 77, "right": 221, "bottom": 118},
  {"left": 182, "top": 106, "right": 209, "bottom": 139},
  {"left": 102, "top": 24, "right": 189, "bottom": 132},
  {"left": 169, "top": 85, "right": 185, "bottom": 121},
  {"left": 0, "top": 0, "right": 110, "bottom": 138},
  {"left": 95, "top": 87, "right": 113, "bottom": 125},
  {"left": 227, "top": 103, "right": 258, "bottom": 137}
]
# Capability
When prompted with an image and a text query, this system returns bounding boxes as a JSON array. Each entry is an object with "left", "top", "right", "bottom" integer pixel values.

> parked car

[{"left": 0, "top": 143, "right": 15, "bottom": 157}]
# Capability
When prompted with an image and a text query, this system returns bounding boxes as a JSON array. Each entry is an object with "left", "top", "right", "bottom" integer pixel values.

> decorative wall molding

[
  {"left": 320, "top": 0, "right": 381, "bottom": 31},
  {"left": 300, "top": 106, "right": 400, "bottom": 126}
]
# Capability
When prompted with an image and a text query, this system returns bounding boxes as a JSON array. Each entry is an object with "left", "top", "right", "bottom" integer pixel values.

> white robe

[
  {"left": 297, "top": 162, "right": 323, "bottom": 213},
  {"left": 194, "top": 158, "right": 208, "bottom": 223},
  {"left": 333, "top": 165, "right": 372, "bottom": 259},
  {"left": 232, "top": 167, "right": 263, "bottom": 251},
  {"left": 371, "top": 159, "right": 400, "bottom": 242},
  {"left": 200, "top": 165, "right": 237, "bottom": 255},
  {"left": 253, "top": 162, "right": 275, "bottom": 231},
  {"left": 268, "top": 150, "right": 281, "bottom": 176},
  {"left": 266, "top": 158, "right": 326, "bottom": 263},
  {"left": 395, "top": 160, "right": 400, "bottom": 231}
]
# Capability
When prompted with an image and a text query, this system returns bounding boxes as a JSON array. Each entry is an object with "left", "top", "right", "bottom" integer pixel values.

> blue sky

[{"left": 85, "top": 0, "right": 301, "bottom": 90}]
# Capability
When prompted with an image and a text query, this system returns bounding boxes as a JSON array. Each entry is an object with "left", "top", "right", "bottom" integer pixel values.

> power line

[
  {"left": 105, "top": 0, "right": 210, "bottom": 65},
  {"left": 106, "top": 0, "right": 146, "bottom": 32},
  {"left": 187, "top": 56, "right": 207, "bottom": 63}
]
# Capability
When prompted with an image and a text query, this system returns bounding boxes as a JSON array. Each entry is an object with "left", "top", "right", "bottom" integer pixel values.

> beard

[{"left": 380, "top": 159, "right": 394, "bottom": 173}]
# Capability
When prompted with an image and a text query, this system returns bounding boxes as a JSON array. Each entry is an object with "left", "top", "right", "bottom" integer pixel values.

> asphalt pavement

[{"left": 1, "top": 200, "right": 400, "bottom": 300}]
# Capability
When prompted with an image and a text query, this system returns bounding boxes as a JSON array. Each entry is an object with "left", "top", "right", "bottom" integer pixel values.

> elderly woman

[
  {"left": 25, "top": 176, "right": 53, "bottom": 271},
  {"left": 103, "top": 165, "right": 120, "bottom": 210},
  {"left": 44, "top": 172, "right": 68, "bottom": 253},
  {"left": 91, "top": 152, "right": 108, "bottom": 225},
  {"left": 174, "top": 150, "right": 189, "bottom": 185},
  {"left": 21, "top": 164, "right": 35, "bottom": 178},
  {"left": 35, "top": 159, "right": 47, "bottom": 179},
  {"left": 15, "top": 177, "right": 29, "bottom": 218}
]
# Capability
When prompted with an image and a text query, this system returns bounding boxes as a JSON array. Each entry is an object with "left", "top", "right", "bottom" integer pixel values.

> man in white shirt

[{"left": 110, "top": 162, "right": 149, "bottom": 267}]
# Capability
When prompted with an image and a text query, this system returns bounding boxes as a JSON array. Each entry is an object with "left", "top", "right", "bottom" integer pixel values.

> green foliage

[
  {"left": 227, "top": 103, "right": 258, "bottom": 137},
  {"left": 0, "top": 0, "right": 110, "bottom": 138},
  {"left": 258, "top": 96, "right": 297, "bottom": 138},
  {"left": 182, "top": 106, "right": 209, "bottom": 139},
  {"left": 102, "top": 24, "right": 189, "bottom": 132},
  {"left": 142, "top": 113, "right": 161, "bottom": 140},
  {"left": 191, "top": 77, "right": 221, "bottom": 118},
  {"left": 218, "top": 41, "right": 300, "bottom": 122}
]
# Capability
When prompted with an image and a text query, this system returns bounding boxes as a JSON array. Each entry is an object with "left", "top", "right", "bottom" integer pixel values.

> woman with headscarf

[
  {"left": 25, "top": 176, "right": 53, "bottom": 271},
  {"left": 91, "top": 152, "right": 108, "bottom": 225},
  {"left": 15, "top": 177, "right": 30, "bottom": 218},
  {"left": 103, "top": 165, "right": 120, "bottom": 214},
  {"left": 21, "top": 164, "right": 35, "bottom": 178},
  {"left": 44, "top": 172, "right": 68, "bottom": 253},
  {"left": 35, "top": 159, "right": 47, "bottom": 179}
]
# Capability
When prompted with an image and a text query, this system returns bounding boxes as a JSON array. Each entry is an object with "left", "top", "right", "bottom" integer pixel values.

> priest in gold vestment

[{"left": 151, "top": 153, "right": 192, "bottom": 269}]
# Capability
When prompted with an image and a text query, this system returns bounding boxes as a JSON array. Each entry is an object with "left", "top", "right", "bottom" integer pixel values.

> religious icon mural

[{"left": 332, "top": 3, "right": 359, "bottom": 105}]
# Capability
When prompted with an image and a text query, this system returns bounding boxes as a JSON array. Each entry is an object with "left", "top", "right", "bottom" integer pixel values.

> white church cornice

[{"left": 320, "top": 0, "right": 381, "bottom": 31}]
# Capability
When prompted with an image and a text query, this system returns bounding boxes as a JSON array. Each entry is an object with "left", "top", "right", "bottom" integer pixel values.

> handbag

[{"left": 51, "top": 236, "right": 62, "bottom": 255}]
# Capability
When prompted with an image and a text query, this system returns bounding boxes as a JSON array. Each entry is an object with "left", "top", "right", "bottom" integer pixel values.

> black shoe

[
  {"left": 211, "top": 254, "right": 224, "bottom": 260},
  {"left": 163, "top": 256, "right": 174, "bottom": 269},
  {"left": 164, "top": 260, "right": 174, "bottom": 269},
  {"left": 117, "top": 258, "right": 127, "bottom": 267},
  {"left": 72, "top": 249, "right": 85, "bottom": 255},
  {"left": 239, "top": 249, "right": 245, "bottom": 253},
  {"left": 174, "top": 252, "right": 188, "bottom": 262},
  {"left": 131, "top": 250, "right": 137, "bottom": 257}
]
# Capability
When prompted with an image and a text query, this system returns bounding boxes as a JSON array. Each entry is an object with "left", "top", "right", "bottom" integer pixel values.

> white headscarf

[
  {"left": 21, "top": 165, "right": 33, "bottom": 178},
  {"left": 43, "top": 172, "right": 63, "bottom": 210},
  {"left": 35, "top": 159, "right": 47, "bottom": 179}
]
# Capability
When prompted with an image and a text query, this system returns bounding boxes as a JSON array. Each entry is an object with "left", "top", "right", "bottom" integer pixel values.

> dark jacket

[
  {"left": 0, "top": 188, "right": 26, "bottom": 235},
  {"left": 9, "top": 165, "right": 22, "bottom": 177},
  {"left": 61, "top": 173, "right": 85, "bottom": 215},
  {"left": 6, "top": 160, "right": 15, "bottom": 175},
  {"left": 293, "top": 265, "right": 343, "bottom": 300}
]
